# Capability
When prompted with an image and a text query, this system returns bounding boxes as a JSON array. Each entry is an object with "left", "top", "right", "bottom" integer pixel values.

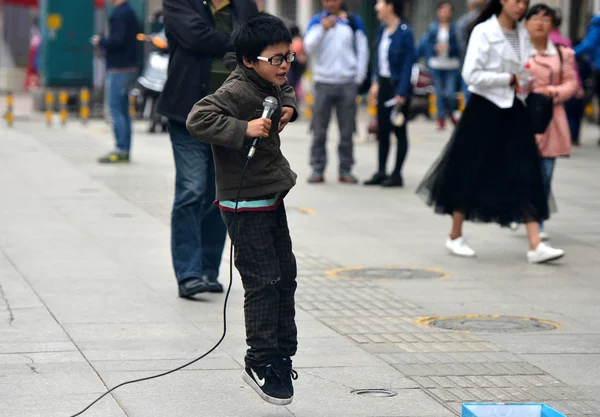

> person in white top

[{"left": 416, "top": 0, "right": 566, "bottom": 264}]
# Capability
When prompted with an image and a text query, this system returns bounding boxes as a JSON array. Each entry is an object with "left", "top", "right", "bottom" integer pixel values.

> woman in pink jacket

[{"left": 524, "top": 4, "right": 577, "bottom": 240}]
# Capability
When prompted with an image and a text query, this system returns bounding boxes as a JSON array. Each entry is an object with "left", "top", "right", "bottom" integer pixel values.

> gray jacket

[{"left": 186, "top": 65, "right": 298, "bottom": 201}]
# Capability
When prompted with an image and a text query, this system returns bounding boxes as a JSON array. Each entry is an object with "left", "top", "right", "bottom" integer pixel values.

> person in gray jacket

[{"left": 304, "top": 0, "right": 369, "bottom": 184}]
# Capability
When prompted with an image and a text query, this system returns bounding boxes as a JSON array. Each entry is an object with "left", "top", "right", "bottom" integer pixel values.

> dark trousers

[
  {"left": 221, "top": 202, "right": 298, "bottom": 368},
  {"left": 564, "top": 97, "right": 584, "bottom": 144},
  {"left": 377, "top": 77, "right": 409, "bottom": 175},
  {"left": 169, "top": 121, "right": 227, "bottom": 283},
  {"left": 310, "top": 82, "right": 357, "bottom": 175}
]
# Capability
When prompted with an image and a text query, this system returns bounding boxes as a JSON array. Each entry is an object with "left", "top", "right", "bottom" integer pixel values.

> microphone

[{"left": 248, "top": 96, "right": 278, "bottom": 159}]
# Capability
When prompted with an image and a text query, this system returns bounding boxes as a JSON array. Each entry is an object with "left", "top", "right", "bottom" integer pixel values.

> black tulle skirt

[{"left": 416, "top": 93, "right": 553, "bottom": 226}]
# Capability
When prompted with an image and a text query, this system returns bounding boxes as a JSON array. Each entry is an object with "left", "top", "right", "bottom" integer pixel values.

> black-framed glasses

[{"left": 257, "top": 52, "right": 296, "bottom": 66}]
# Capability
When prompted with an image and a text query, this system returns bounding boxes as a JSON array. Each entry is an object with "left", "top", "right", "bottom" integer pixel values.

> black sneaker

[
  {"left": 242, "top": 364, "right": 292, "bottom": 405},
  {"left": 277, "top": 357, "right": 299, "bottom": 396}
]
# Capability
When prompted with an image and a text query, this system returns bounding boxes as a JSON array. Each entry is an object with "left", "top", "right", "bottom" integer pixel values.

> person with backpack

[
  {"left": 574, "top": 12, "right": 600, "bottom": 146},
  {"left": 364, "top": 0, "right": 415, "bottom": 188},
  {"left": 549, "top": 8, "right": 586, "bottom": 146},
  {"left": 522, "top": 4, "right": 577, "bottom": 241},
  {"left": 304, "top": 0, "right": 369, "bottom": 184}
]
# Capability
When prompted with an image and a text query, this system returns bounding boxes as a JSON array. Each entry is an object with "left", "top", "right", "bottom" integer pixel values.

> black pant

[
  {"left": 221, "top": 202, "right": 297, "bottom": 368},
  {"left": 377, "top": 77, "right": 409, "bottom": 175},
  {"left": 564, "top": 97, "right": 584, "bottom": 144}
]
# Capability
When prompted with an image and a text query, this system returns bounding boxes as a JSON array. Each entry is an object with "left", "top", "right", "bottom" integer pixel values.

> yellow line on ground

[
  {"left": 296, "top": 207, "right": 316, "bottom": 215},
  {"left": 415, "top": 315, "right": 562, "bottom": 332},
  {"left": 324, "top": 266, "right": 451, "bottom": 279}
]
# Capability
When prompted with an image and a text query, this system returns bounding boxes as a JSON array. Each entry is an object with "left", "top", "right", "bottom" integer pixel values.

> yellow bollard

[
  {"left": 428, "top": 93, "right": 437, "bottom": 118},
  {"left": 367, "top": 103, "right": 377, "bottom": 117},
  {"left": 584, "top": 102, "right": 594, "bottom": 117},
  {"left": 45, "top": 91, "right": 55, "bottom": 127},
  {"left": 59, "top": 90, "right": 68, "bottom": 126},
  {"left": 457, "top": 92, "right": 465, "bottom": 112},
  {"left": 129, "top": 93, "right": 136, "bottom": 118},
  {"left": 5, "top": 91, "right": 14, "bottom": 127},
  {"left": 80, "top": 88, "right": 90, "bottom": 124},
  {"left": 304, "top": 92, "right": 314, "bottom": 120}
]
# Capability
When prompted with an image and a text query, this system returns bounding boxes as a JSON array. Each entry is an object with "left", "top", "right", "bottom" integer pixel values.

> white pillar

[
  {"left": 265, "top": 0, "right": 279, "bottom": 15},
  {"left": 596, "top": 0, "right": 600, "bottom": 13},
  {"left": 560, "top": 0, "right": 571, "bottom": 35},
  {"left": 296, "top": 0, "right": 314, "bottom": 33}
]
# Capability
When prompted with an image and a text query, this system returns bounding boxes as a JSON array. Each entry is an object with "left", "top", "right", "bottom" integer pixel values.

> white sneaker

[
  {"left": 539, "top": 231, "right": 550, "bottom": 241},
  {"left": 527, "top": 242, "right": 564, "bottom": 264},
  {"left": 509, "top": 222, "right": 520, "bottom": 231},
  {"left": 446, "top": 237, "right": 476, "bottom": 257}
]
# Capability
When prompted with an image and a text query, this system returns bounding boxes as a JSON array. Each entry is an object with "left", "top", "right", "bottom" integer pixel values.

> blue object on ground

[{"left": 462, "top": 403, "right": 567, "bottom": 417}]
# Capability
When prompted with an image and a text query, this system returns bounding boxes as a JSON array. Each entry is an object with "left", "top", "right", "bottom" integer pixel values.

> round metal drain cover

[
  {"left": 420, "top": 315, "right": 560, "bottom": 333},
  {"left": 329, "top": 267, "right": 446, "bottom": 280},
  {"left": 351, "top": 389, "right": 397, "bottom": 398}
]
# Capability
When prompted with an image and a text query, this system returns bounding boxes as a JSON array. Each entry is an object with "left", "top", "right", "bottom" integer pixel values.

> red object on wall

[{"left": 4, "top": 0, "right": 105, "bottom": 8}]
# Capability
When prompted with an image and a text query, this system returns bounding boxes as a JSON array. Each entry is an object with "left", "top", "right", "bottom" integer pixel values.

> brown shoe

[
  {"left": 307, "top": 173, "right": 325, "bottom": 184},
  {"left": 338, "top": 173, "right": 358, "bottom": 184}
]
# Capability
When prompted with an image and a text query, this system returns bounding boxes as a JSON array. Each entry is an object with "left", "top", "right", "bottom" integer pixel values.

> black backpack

[{"left": 347, "top": 13, "right": 372, "bottom": 95}]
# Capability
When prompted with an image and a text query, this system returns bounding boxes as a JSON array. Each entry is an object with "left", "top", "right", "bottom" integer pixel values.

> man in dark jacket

[
  {"left": 157, "top": 0, "right": 260, "bottom": 298},
  {"left": 93, "top": 0, "right": 140, "bottom": 163}
]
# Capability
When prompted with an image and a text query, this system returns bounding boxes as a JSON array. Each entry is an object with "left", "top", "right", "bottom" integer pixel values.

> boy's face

[{"left": 244, "top": 42, "right": 293, "bottom": 87}]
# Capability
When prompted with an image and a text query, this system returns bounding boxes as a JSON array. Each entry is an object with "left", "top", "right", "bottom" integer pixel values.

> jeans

[
  {"left": 310, "top": 82, "right": 357, "bottom": 175},
  {"left": 107, "top": 71, "right": 135, "bottom": 152},
  {"left": 169, "top": 121, "right": 227, "bottom": 283},
  {"left": 431, "top": 69, "right": 459, "bottom": 120},
  {"left": 539, "top": 157, "right": 556, "bottom": 232}
]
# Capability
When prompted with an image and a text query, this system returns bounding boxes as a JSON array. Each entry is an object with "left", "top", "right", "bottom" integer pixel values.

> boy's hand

[
  {"left": 246, "top": 118, "right": 272, "bottom": 138},
  {"left": 278, "top": 107, "right": 294, "bottom": 132}
]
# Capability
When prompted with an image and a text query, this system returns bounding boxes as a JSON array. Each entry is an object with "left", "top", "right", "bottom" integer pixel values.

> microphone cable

[{"left": 68, "top": 155, "right": 253, "bottom": 417}]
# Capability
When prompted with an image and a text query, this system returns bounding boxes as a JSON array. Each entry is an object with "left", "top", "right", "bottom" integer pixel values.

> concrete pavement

[{"left": 1, "top": 110, "right": 599, "bottom": 417}]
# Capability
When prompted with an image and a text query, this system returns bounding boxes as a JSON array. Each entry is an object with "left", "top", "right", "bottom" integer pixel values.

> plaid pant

[{"left": 221, "top": 202, "right": 298, "bottom": 368}]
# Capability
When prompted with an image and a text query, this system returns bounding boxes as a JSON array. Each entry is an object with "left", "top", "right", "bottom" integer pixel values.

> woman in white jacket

[{"left": 416, "top": 0, "right": 565, "bottom": 264}]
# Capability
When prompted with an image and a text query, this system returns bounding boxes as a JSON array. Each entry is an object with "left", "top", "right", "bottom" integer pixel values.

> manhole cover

[
  {"left": 327, "top": 267, "right": 446, "bottom": 280},
  {"left": 351, "top": 389, "right": 397, "bottom": 398},
  {"left": 418, "top": 315, "right": 560, "bottom": 333}
]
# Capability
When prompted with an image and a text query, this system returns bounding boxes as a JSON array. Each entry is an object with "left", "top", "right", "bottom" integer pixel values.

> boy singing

[{"left": 186, "top": 12, "right": 299, "bottom": 405}]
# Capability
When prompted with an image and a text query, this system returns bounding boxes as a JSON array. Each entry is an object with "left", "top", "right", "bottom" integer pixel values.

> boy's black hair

[
  {"left": 232, "top": 12, "right": 292, "bottom": 65},
  {"left": 384, "top": 0, "right": 405, "bottom": 18},
  {"left": 525, "top": 3, "right": 554, "bottom": 21}
]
